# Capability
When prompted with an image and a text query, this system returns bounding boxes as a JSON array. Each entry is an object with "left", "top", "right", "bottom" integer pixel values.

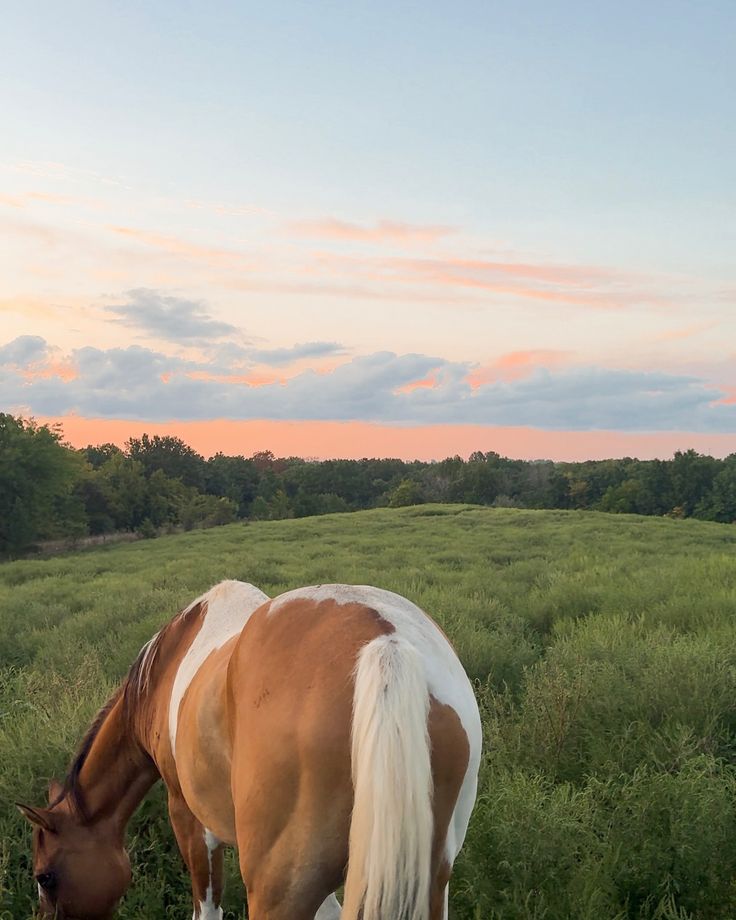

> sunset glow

[
  {"left": 40, "top": 417, "right": 736, "bottom": 463},
  {"left": 2, "top": 2, "right": 734, "bottom": 460}
]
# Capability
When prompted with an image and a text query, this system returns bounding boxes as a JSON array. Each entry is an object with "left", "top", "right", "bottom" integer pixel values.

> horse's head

[{"left": 17, "top": 784, "right": 131, "bottom": 919}]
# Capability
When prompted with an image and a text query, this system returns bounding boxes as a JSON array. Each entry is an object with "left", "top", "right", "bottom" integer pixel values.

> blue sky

[
  {"left": 1, "top": 0, "right": 734, "bottom": 458},
  {"left": 3, "top": 1, "right": 733, "bottom": 253}
]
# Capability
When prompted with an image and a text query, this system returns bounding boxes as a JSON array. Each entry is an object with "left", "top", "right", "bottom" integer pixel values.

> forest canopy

[{"left": 1, "top": 413, "right": 735, "bottom": 556}]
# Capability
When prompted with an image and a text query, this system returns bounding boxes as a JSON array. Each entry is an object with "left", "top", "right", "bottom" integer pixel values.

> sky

[{"left": 1, "top": 0, "right": 735, "bottom": 461}]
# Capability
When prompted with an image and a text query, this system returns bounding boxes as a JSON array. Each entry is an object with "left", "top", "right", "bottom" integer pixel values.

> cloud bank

[{"left": 2, "top": 334, "right": 735, "bottom": 433}]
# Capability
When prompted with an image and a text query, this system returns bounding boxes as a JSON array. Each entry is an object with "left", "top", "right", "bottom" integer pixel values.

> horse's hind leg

[
  {"left": 236, "top": 810, "right": 346, "bottom": 920},
  {"left": 428, "top": 698, "right": 473, "bottom": 920},
  {"left": 430, "top": 860, "right": 452, "bottom": 920},
  {"left": 243, "top": 867, "right": 336, "bottom": 920},
  {"left": 168, "top": 793, "right": 225, "bottom": 920}
]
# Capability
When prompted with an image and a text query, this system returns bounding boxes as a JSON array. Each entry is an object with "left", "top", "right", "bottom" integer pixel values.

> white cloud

[
  {"left": 0, "top": 335, "right": 50, "bottom": 367},
  {"left": 1, "top": 336, "right": 735, "bottom": 432},
  {"left": 247, "top": 341, "right": 346, "bottom": 366},
  {"left": 105, "top": 289, "right": 238, "bottom": 344}
]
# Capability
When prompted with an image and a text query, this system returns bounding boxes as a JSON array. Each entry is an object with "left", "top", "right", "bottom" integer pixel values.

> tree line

[{"left": 1, "top": 412, "right": 735, "bottom": 555}]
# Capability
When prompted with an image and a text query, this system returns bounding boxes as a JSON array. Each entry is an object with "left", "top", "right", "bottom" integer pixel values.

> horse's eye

[{"left": 35, "top": 870, "right": 57, "bottom": 891}]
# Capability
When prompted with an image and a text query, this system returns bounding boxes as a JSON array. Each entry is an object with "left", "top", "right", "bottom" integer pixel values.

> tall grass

[{"left": 2, "top": 506, "right": 736, "bottom": 918}]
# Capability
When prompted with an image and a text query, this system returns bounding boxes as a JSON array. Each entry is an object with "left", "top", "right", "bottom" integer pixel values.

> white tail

[{"left": 342, "top": 634, "right": 433, "bottom": 920}]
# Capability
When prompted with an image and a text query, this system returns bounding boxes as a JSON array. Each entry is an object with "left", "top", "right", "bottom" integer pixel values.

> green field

[{"left": 2, "top": 506, "right": 736, "bottom": 919}]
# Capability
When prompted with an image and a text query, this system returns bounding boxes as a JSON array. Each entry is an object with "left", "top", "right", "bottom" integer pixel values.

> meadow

[{"left": 2, "top": 505, "right": 736, "bottom": 919}]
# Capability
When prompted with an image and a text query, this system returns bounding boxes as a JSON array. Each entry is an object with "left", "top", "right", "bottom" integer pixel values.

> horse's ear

[
  {"left": 16, "top": 804, "right": 57, "bottom": 833},
  {"left": 47, "top": 779, "right": 64, "bottom": 803}
]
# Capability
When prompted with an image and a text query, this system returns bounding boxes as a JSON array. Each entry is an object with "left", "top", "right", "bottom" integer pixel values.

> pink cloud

[
  {"left": 21, "top": 358, "right": 78, "bottom": 382},
  {"left": 654, "top": 322, "right": 718, "bottom": 343},
  {"left": 185, "top": 369, "right": 287, "bottom": 387},
  {"left": 399, "top": 257, "right": 621, "bottom": 286},
  {"left": 109, "top": 226, "right": 253, "bottom": 270},
  {"left": 300, "top": 251, "right": 664, "bottom": 310},
  {"left": 0, "top": 214, "right": 63, "bottom": 247},
  {"left": 394, "top": 371, "right": 441, "bottom": 394},
  {"left": 714, "top": 386, "right": 736, "bottom": 406},
  {"left": 387, "top": 258, "right": 662, "bottom": 309},
  {"left": 286, "top": 217, "right": 454, "bottom": 245},
  {"left": 224, "top": 276, "right": 478, "bottom": 305},
  {"left": 0, "top": 189, "right": 98, "bottom": 210},
  {"left": 0, "top": 193, "right": 24, "bottom": 209},
  {"left": 1, "top": 189, "right": 676, "bottom": 315},
  {"left": 468, "top": 350, "right": 574, "bottom": 387}
]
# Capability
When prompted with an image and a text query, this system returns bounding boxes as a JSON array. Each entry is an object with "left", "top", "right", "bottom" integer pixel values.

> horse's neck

[{"left": 77, "top": 696, "right": 159, "bottom": 832}]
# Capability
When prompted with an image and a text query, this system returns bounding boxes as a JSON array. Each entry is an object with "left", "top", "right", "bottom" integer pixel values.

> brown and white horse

[{"left": 18, "top": 580, "right": 481, "bottom": 920}]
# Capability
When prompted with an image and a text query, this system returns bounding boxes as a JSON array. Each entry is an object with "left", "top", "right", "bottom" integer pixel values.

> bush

[
  {"left": 137, "top": 518, "right": 157, "bottom": 539},
  {"left": 600, "top": 760, "right": 736, "bottom": 918},
  {"left": 389, "top": 478, "right": 425, "bottom": 507},
  {"left": 499, "top": 616, "right": 736, "bottom": 782},
  {"left": 453, "top": 769, "right": 617, "bottom": 919}
]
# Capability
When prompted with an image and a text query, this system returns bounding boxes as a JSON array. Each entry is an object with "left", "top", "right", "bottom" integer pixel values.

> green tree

[
  {"left": 204, "top": 453, "right": 260, "bottom": 517},
  {"left": 452, "top": 459, "right": 502, "bottom": 505},
  {"left": 389, "top": 478, "right": 425, "bottom": 508},
  {"left": 292, "top": 490, "right": 350, "bottom": 517},
  {"left": 95, "top": 453, "right": 149, "bottom": 530},
  {"left": 177, "top": 491, "right": 238, "bottom": 530},
  {"left": 599, "top": 478, "right": 647, "bottom": 514},
  {"left": 74, "top": 467, "right": 116, "bottom": 534},
  {"left": 126, "top": 434, "right": 206, "bottom": 488},
  {"left": 633, "top": 459, "right": 674, "bottom": 516},
  {"left": 0, "top": 415, "right": 87, "bottom": 554},
  {"left": 146, "top": 469, "right": 189, "bottom": 527},
  {"left": 670, "top": 450, "right": 719, "bottom": 517},
  {"left": 82, "top": 442, "right": 123, "bottom": 470},
  {"left": 698, "top": 455, "right": 736, "bottom": 523},
  {"left": 268, "top": 489, "right": 293, "bottom": 520},
  {"left": 249, "top": 495, "right": 270, "bottom": 520}
]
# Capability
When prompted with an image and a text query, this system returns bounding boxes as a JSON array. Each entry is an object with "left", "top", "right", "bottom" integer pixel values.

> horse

[{"left": 18, "top": 580, "right": 482, "bottom": 920}]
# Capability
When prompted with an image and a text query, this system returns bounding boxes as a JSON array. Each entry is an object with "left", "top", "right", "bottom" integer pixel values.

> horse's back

[
  {"left": 262, "top": 584, "right": 480, "bottom": 750},
  {"left": 229, "top": 583, "right": 479, "bottom": 752}
]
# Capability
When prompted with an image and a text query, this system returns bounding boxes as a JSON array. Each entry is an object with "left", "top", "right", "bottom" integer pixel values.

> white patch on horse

[
  {"left": 192, "top": 829, "right": 223, "bottom": 919},
  {"left": 134, "top": 629, "right": 161, "bottom": 694},
  {"left": 315, "top": 893, "right": 342, "bottom": 918},
  {"left": 194, "top": 898, "right": 221, "bottom": 920},
  {"left": 269, "top": 584, "right": 482, "bottom": 862},
  {"left": 195, "top": 903, "right": 221, "bottom": 920},
  {"left": 168, "top": 581, "right": 269, "bottom": 756},
  {"left": 204, "top": 828, "right": 220, "bottom": 856}
]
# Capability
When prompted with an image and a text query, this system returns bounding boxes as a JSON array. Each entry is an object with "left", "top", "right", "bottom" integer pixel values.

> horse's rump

[{"left": 226, "top": 588, "right": 476, "bottom": 920}]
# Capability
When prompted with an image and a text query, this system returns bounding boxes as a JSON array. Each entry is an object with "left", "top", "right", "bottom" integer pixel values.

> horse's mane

[
  {"left": 57, "top": 598, "right": 205, "bottom": 818},
  {"left": 58, "top": 687, "right": 125, "bottom": 818}
]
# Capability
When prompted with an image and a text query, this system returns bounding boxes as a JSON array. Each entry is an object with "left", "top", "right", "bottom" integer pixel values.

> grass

[{"left": 2, "top": 505, "right": 736, "bottom": 918}]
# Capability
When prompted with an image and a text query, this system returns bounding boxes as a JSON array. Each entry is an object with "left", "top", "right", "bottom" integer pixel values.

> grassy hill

[{"left": 2, "top": 506, "right": 736, "bottom": 918}]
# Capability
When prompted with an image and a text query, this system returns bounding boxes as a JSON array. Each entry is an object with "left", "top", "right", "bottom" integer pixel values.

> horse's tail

[{"left": 342, "top": 633, "right": 433, "bottom": 920}]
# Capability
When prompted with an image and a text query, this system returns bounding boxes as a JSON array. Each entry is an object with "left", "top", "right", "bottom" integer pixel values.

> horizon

[
  {"left": 31, "top": 414, "right": 736, "bottom": 464},
  {"left": 2, "top": 2, "right": 735, "bottom": 460}
]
